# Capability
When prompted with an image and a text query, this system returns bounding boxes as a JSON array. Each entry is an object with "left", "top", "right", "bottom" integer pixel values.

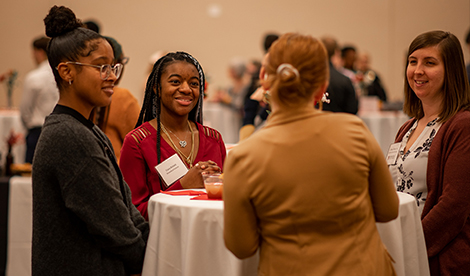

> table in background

[
  {"left": 0, "top": 176, "right": 32, "bottom": 276},
  {"left": 358, "top": 111, "right": 410, "bottom": 156},
  {"left": 142, "top": 191, "right": 429, "bottom": 276},
  {"left": 203, "top": 102, "right": 241, "bottom": 144},
  {"left": 0, "top": 109, "right": 26, "bottom": 171},
  {"left": 0, "top": 177, "right": 10, "bottom": 275}
]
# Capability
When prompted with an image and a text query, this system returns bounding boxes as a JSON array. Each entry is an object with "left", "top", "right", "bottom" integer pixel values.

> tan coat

[{"left": 223, "top": 106, "right": 398, "bottom": 276}]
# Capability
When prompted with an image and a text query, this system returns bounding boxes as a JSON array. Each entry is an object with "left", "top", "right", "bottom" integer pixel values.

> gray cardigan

[{"left": 32, "top": 105, "right": 149, "bottom": 276}]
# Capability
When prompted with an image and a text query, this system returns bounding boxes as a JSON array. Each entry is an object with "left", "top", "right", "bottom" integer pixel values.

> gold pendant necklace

[
  {"left": 161, "top": 121, "right": 195, "bottom": 167},
  {"left": 161, "top": 121, "right": 190, "bottom": 148}
]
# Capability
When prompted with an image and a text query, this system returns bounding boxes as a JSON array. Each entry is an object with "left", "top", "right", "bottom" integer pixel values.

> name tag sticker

[
  {"left": 155, "top": 154, "right": 188, "bottom": 188},
  {"left": 386, "top": 143, "right": 401, "bottom": 165}
]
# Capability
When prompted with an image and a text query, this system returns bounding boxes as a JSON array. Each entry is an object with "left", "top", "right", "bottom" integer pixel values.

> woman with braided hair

[{"left": 120, "top": 52, "right": 226, "bottom": 220}]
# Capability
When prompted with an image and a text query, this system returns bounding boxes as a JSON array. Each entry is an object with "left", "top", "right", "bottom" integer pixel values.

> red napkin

[
  {"left": 161, "top": 190, "right": 206, "bottom": 196},
  {"left": 190, "top": 194, "right": 223, "bottom": 201}
]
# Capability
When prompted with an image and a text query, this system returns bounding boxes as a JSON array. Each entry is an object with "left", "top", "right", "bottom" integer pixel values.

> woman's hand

[
  {"left": 180, "top": 160, "right": 221, "bottom": 189},
  {"left": 250, "top": 86, "right": 265, "bottom": 102}
]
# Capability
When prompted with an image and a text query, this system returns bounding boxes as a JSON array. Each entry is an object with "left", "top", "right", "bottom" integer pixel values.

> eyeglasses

[
  {"left": 120, "top": 57, "right": 130, "bottom": 65},
  {"left": 64, "top": 62, "right": 123, "bottom": 80}
]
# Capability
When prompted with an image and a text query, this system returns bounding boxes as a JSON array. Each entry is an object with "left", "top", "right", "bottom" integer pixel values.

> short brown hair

[
  {"left": 403, "top": 30, "right": 470, "bottom": 122},
  {"left": 33, "top": 36, "right": 50, "bottom": 53},
  {"left": 264, "top": 33, "right": 329, "bottom": 106}
]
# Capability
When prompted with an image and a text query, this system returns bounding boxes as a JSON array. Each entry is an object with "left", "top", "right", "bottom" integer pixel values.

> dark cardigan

[
  {"left": 32, "top": 105, "right": 149, "bottom": 276},
  {"left": 395, "top": 110, "right": 470, "bottom": 276}
]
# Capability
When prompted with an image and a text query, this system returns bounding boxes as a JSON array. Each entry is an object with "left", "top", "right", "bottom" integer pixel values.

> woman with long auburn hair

[{"left": 223, "top": 33, "right": 399, "bottom": 276}]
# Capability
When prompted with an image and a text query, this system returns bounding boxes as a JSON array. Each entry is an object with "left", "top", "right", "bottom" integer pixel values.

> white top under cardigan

[{"left": 389, "top": 118, "right": 441, "bottom": 215}]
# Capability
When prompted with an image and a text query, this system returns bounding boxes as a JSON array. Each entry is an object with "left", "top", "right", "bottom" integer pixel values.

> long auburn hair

[{"left": 263, "top": 33, "right": 329, "bottom": 107}]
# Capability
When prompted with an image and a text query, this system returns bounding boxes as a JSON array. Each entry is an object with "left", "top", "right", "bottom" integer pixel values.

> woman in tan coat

[{"left": 223, "top": 33, "right": 399, "bottom": 276}]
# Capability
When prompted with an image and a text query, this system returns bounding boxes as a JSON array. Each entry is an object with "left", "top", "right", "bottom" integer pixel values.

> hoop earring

[{"left": 69, "top": 79, "right": 72, "bottom": 85}]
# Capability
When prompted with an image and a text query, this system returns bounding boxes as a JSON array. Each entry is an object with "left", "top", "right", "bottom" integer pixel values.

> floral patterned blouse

[{"left": 389, "top": 118, "right": 441, "bottom": 215}]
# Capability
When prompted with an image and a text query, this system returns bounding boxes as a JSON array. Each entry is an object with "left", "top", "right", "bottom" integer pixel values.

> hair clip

[{"left": 276, "top": 63, "right": 299, "bottom": 78}]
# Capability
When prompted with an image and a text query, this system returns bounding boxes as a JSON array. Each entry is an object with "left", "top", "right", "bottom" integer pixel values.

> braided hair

[{"left": 136, "top": 51, "right": 205, "bottom": 167}]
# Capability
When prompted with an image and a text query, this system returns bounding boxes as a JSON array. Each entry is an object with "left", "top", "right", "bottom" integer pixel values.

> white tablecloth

[
  {"left": 377, "top": 192, "right": 430, "bottom": 276},
  {"left": 6, "top": 176, "right": 32, "bottom": 276},
  {"left": 4, "top": 178, "right": 429, "bottom": 276},
  {"left": 0, "top": 109, "right": 26, "bottom": 169},
  {"left": 142, "top": 191, "right": 429, "bottom": 276},
  {"left": 203, "top": 102, "right": 241, "bottom": 144},
  {"left": 142, "top": 191, "right": 258, "bottom": 276},
  {"left": 359, "top": 111, "right": 410, "bottom": 156}
]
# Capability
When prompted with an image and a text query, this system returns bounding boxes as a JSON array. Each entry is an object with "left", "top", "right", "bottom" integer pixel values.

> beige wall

[{"left": 1, "top": 0, "right": 469, "bottom": 107}]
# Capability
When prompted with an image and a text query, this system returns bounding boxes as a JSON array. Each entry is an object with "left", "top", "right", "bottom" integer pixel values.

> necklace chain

[
  {"left": 161, "top": 121, "right": 195, "bottom": 167},
  {"left": 162, "top": 123, "right": 189, "bottom": 148}
]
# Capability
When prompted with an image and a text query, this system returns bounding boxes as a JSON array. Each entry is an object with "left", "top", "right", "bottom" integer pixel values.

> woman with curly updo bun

[
  {"left": 223, "top": 33, "right": 399, "bottom": 276},
  {"left": 32, "top": 6, "right": 148, "bottom": 276}
]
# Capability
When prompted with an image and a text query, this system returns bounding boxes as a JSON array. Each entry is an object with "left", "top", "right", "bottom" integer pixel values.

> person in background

[
  {"left": 20, "top": 36, "right": 59, "bottom": 164},
  {"left": 241, "top": 58, "right": 262, "bottom": 126},
  {"left": 355, "top": 52, "right": 388, "bottom": 102},
  {"left": 90, "top": 36, "right": 140, "bottom": 163},
  {"left": 263, "top": 33, "right": 280, "bottom": 54},
  {"left": 239, "top": 33, "right": 279, "bottom": 140},
  {"left": 339, "top": 45, "right": 357, "bottom": 79},
  {"left": 120, "top": 52, "right": 226, "bottom": 220},
  {"left": 224, "top": 33, "right": 398, "bottom": 276},
  {"left": 339, "top": 45, "right": 363, "bottom": 96},
  {"left": 32, "top": 6, "right": 148, "bottom": 276},
  {"left": 212, "top": 57, "right": 249, "bottom": 124},
  {"left": 319, "top": 36, "right": 358, "bottom": 114},
  {"left": 390, "top": 30, "right": 470, "bottom": 275},
  {"left": 84, "top": 19, "right": 100, "bottom": 33}
]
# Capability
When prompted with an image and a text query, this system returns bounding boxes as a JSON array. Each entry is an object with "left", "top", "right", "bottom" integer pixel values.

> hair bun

[{"left": 44, "top": 5, "right": 83, "bottom": 38}]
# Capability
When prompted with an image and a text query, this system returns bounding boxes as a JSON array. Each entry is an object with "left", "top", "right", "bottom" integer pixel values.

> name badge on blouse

[
  {"left": 155, "top": 154, "right": 189, "bottom": 188},
  {"left": 386, "top": 143, "right": 401, "bottom": 165}
]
